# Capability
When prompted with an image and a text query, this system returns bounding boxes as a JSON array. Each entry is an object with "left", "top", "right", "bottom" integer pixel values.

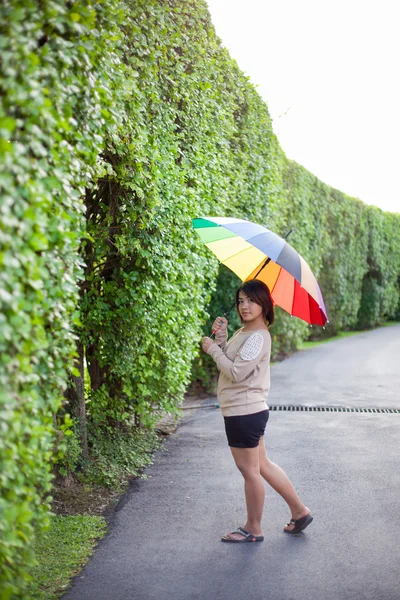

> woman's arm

[{"left": 206, "top": 332, "right": 270, "bottom": 383}]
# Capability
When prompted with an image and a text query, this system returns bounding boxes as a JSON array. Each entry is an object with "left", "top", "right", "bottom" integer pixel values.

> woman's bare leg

[
  {"left": 258, "top": 437, "right": 310, "bottom": 531},
  {"left": 223, "top": 446, "right": 265, "bottom": 540}
]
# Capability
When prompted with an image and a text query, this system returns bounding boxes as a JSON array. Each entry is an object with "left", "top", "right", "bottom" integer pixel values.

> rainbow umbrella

[{"left": 193, "top": 216, "right": 328, "bottom": 326}]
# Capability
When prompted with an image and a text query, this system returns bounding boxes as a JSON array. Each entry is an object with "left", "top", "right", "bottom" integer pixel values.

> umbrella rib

[{"left": 213, "top": 228, "right": 292, "bottom": 280}]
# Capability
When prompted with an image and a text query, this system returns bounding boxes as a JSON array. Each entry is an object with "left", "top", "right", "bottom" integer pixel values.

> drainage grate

[
  {"left": 182, "top": 403, "right": 400, "bottom": 413},
  {"left": 269, "top": 405, "right": 400, "bottom": 414}
]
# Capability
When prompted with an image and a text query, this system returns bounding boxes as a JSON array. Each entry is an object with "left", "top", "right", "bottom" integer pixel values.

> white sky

[{"left": 206, "top": 0, "right": 400, "bottom": 214}]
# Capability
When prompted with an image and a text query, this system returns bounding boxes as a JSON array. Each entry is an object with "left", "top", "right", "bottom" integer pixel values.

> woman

[{"left": 201, "top": 279, "right": 313, "bottom": 543}]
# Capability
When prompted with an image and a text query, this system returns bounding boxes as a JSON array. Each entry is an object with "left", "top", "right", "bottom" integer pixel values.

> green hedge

[
  {"left": 1, "top": 0, "right": 400, "bottom": 595},
  {"left": 76, "top": 2, "right": 286, "bottom": 428},
  {"left": 0, "top": 1, "right": 124, "bottom": 595}
]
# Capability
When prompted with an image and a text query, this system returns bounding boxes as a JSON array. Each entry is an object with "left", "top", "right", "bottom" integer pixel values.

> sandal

[
  {"left": 221, "top": 527, "right": 264, "bottom": 543},
  {"left": 284, "top": 513, "right": 313, "bottom": 534}
]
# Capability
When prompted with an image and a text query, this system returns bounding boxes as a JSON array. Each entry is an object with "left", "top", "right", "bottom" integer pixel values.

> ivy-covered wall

[
  {"left": 1, "top": 0, "right": 399, "bottom": 595},
  {"left": 0, "top": 0, "right": 125, "bottom": 594}
]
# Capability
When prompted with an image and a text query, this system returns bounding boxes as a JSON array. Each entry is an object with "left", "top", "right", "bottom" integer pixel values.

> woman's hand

[
  {"left": 211, "top": 316, "right": 228, "bottom": 334},
  {"left": 201, "top": 337, "right": 214, "bottom": 353}
]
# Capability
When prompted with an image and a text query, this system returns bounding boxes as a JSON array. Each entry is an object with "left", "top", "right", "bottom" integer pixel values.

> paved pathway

[
  {"left": 63, "top": 325, "right": 400, "bottom": 600},
  {"left": 269, "top": 324, "right": 400, "bottom": 408}
]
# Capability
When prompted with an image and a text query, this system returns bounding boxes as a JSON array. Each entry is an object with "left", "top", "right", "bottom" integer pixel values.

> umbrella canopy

[{"left": 193, "top": 216, "right": 328, "bottom": 326}]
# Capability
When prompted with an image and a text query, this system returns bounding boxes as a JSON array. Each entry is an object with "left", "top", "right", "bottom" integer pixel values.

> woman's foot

[
  {"left": 223, "top": 522, "right": 263, "bottom": 541},
  {"left": 284, "top": 507, "right": 312, "bottom": 533},
  {"left": 222, "top": 526, "right": 264, "bottom": 543}
]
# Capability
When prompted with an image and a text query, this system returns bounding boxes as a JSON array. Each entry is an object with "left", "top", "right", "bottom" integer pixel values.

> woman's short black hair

[{"left": 235, "top": 279, "right": 275, "bottom": 326}]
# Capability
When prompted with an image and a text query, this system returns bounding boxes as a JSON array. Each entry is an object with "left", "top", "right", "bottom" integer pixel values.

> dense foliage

[
  {"left": 1, "top": 0, "right": 399, "bottom": 596},
  {"left": 0, "top": 0, "right": 124, "bottom": 595}
]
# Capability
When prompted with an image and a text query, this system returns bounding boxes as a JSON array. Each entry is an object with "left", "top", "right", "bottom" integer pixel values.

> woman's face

[{"left": 237, "top": 292, "right": 263, "bottom": 323}]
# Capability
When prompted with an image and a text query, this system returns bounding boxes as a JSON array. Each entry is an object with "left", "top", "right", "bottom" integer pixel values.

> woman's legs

[
  {"left": 224, "top": 446, "right": 265, "bottom": 540},
  {"left": 224, "top": 438, "right": 311, "bottom": 539},
  {"left": 258, "top": 437, "right": 310, "bottom": 531}
]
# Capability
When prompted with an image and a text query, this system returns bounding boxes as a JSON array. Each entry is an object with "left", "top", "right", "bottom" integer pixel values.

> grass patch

[
  {"left": 297, "top": 330, "right": 360, "bottom": 350},
  {"left": 26, "top": 425, "right": 165, "bottom": 598},
  {"left": 27, "top": 515, "right": 107, "bottom": 599}
]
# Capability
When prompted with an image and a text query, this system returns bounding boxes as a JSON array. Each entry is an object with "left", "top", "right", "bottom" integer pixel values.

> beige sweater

[{"left": 207, "top": 327, "right": 271, "bottom": 417}]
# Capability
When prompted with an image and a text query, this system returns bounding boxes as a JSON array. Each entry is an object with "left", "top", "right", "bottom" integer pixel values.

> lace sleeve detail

[{"left": 239, "top": 333, "right": 264, "bottom": 361}]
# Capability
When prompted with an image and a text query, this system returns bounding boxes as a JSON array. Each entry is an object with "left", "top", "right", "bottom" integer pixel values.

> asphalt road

[
  {"left": 63, "top": 324, "right": 400, "bottom": 600},
  {"left": 269, "top": 324, "right": 400, "bottom": 409}
]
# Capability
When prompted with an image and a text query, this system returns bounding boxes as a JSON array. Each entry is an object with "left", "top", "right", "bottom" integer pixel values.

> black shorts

[{"left": 224, "top": 409, "right": 269, "bottom": 449}]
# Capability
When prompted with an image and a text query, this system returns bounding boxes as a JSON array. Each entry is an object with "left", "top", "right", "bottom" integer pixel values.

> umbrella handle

[{"left": 210, "top": 303, "right": 235, "bottom": 337}]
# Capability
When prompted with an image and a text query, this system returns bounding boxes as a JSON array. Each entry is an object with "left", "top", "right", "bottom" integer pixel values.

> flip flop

[
  {"left": 284, "top": 513, "right": 313, "bottom": 534},
  {"left": 221, "top": 527, "right": 264, "bottom": 543}
]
